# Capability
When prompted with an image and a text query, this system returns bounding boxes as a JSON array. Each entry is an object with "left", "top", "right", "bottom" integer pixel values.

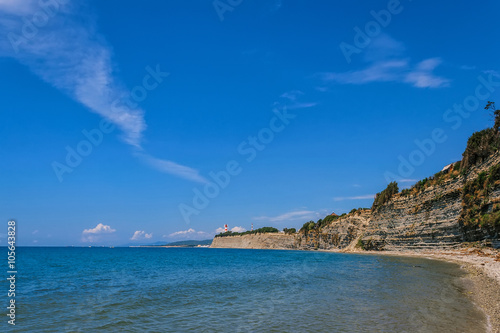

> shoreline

[
  {"left": 213, "top": 245, "right": 500, "bottom": 332},
  {"left": 353, "top": 248, "right": 500, "bottom": 333}
]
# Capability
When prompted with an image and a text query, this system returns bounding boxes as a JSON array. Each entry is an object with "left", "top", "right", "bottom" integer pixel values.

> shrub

[
  {"left": 299, "top": 221, "right": 316, "bottom": 233},
  {"left": 461, "top": 128, "right": 500, "bottom": 170},
  {"left": 355, "top": 237, "right": 364, "bottom": 249},
  {"left": 460, "top": 164, "right": 500, "bottom": 236},
  {"left": 372, "top": 181, "right": 399, "bottom": 209}
]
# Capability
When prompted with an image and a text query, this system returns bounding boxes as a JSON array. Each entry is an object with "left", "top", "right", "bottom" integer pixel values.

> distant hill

[
  {"left": 164, "top": 239, "right": 212, "bottom": 247},
  {"left": 123, "top": 239, "right": 213, "bottom": 247}
]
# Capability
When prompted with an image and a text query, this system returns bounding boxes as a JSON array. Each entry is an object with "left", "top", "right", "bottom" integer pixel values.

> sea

[{"left": 3, "top": 247, "right": 487, "bottom": 332}]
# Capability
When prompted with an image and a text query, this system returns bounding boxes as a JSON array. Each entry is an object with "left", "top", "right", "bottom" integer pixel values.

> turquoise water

[{"left": 3, "top": 247, "right": 486, "bottom": 332}]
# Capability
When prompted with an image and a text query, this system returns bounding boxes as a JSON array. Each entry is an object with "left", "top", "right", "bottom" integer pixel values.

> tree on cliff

[
  {"left": 461, "top": 102, "right": 500, "bottom": 170},
  {"left": 372, "top": 181, "right": 399, "bottom": 210},
  {"left": 486, "top": 101, "right": 500, "bottom": 132}
]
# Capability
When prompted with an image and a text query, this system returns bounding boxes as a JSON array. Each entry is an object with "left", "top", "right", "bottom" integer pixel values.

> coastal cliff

[
  {"left": 361, "top": 152, "right": 500, "bottom": 251},
  {"left": 212, "top": 153, "right": 500, "bottom": 251},
  {"left": 210, "top": 233, "right": 296, "bottom": 249},
  {"left": 212, "top": 112, "right": 500, "bottom": 251}
]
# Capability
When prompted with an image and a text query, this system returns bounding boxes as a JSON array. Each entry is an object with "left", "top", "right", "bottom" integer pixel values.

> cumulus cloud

[
  {"left": 82, "top": 223, "right": 116, "bottom": 242},
  {"left": 231, "top": 226, "right": 246, "bottom": 233},
  {"left": 215, "top": 226, "right": 246, "bottom": 233},
  {"left": 169, "top": 228, "right": 196, "bottom": 237},
  {"left": 130, "top": 230, "right": 153, "bottom": 241},
  {"left": 167, "top": 228, "right": 210, "bottom": 238},
  {"left": 83, "top": 223, "right": 116, "bottom": 234}
]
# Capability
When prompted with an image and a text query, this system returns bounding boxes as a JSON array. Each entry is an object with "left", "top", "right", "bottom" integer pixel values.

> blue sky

[{"left": 1, "top": 0, "right": 500, "bottom": 246}]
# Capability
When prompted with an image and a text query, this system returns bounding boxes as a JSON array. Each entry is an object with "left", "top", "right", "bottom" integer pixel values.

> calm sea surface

[{"left": 3, "top": 247, "right": 486, "bottom": 332}]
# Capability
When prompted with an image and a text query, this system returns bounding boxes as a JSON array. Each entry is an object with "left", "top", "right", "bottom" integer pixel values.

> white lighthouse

[{"left": 224, "top": 224, "right": 228, "bottom": 232}]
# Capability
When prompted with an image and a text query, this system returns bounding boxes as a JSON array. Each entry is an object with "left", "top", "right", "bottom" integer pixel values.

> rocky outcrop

[{"left": 296, "top": 210, "right": 371, "bottom": 250}]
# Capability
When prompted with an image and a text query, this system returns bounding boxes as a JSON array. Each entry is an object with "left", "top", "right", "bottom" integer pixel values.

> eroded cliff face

[
  {"left": 363, "top": 178, "right": 464, "bottom": 250},
  {"left": 362, "top": 152, "right": 500, "bottom": 250},
  {"left": 296, "top": 211, "right": 371, "bottom": 251},
  {"left": 210, "top": 233, "right": 296, "bottom": 249},
  {"left": 211, "top": 153, "right": 500, "bottom": 251}
]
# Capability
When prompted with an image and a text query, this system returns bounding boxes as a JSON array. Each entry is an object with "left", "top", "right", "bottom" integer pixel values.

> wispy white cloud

[
  {"left": 138, "top": 153, "right": 208, "bottom": 184},
  {"left": 483, "top": 69, "right": 500, "bottom": 78},
  {"left": 0, "top": 1, "right": 205, "bottom": 183},
  {"left": 333, "top": 194, "right": 374, "bottom": 202},
  {"left": 399, "top": 178, "right": 418, "bottom": 183},
  {"left": 130, "top": 230, "right": 153, "bottom": 241},
  {"left": 363, "top": 34, "right": 405, "bottom": 62},
  {"left": 82, "top": 223, "right": 116, "bottom": 242},
  {"left": 322, "top": 60, "right": 407, "bottom": 84},
  {"left": 321, "top": 35, "right": 449, "bottom": 89},
  {"left": 404, "top": 58, "right": 450, "bottom": 88},
  {"left": 254, "top": 210, "right": 318, "bottom": 222},
  {"left": 288, "top": 102, "right": 318, "bottom": 109},
  {"left": 0, "top": 0, "right": 37, "bottom": 15},
  {"left": 277, "top": 90, "right": 318, "bottom": 110},
  {"left": 321, "top": 58, "right": 449, "bottom": 89},
  {"left": 0, "top": 3, "right": 145, "bottom": 147},
  {"left": 280, "top": 90, "right": 303, "bottom": 101}
]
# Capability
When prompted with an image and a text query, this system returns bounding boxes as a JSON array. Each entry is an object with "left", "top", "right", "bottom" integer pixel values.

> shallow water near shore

[{"left": 6, "top": 247, "right": 486, "bottom": 332}]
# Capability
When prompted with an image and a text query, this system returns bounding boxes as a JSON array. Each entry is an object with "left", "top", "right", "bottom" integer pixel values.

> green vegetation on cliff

[
  {"left": 372, "top": 181, "right": 399, "bottom": 210},
  {"left": 460, "top": 164, "right": 500, "bottom": 237},
  {"left": 398, "top": 102, "right": 500, "bottom": 197},
  {"left": 215, "top": 227, "right": 279, "bottom": 237},
  {"left": 462, "top": 102, "right": 500, "bottom": 171},
  {"left": 215, "top": 103, "right": 500, "bottom": 248},
  {"left": 299, "top": 208, "right": 369, "bottom": 234}
]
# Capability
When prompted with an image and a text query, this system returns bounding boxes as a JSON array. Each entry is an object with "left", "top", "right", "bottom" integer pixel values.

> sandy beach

[{"left": 358, "top": 248, "right": 500, "bottom": 333}]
